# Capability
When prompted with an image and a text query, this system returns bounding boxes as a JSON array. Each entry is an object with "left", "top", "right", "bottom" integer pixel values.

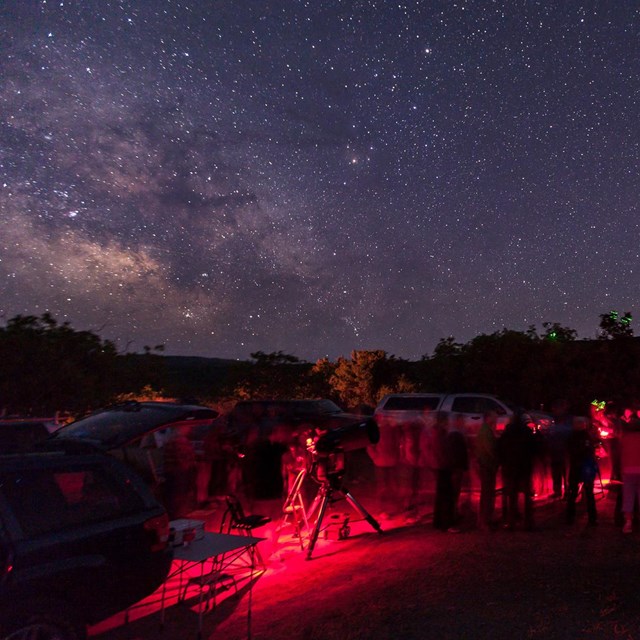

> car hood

[{"left": 52, "top": 402, "right": 218, "bottom": 449}]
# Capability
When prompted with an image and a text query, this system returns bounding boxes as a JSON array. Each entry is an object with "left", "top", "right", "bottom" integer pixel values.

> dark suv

[
  {"left": 224, "top": 399, "right": 375, "bottom": 438},
  {"left": 0, "top": 418, "right": 61, "bottom": 454},
  {"left": 51, "top": 401, "right": 219, "bottom": 489},
  {"left": 0, "top": 443, "right": 173, "bottom": 640}
]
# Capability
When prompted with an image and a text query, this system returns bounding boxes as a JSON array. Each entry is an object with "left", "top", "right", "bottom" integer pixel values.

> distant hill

[
  {"left": 157, "top": 355, "right": 246, "bottom": 399},
  {"left": 162, "top": 355, "right": 243, "bottom": 369}
]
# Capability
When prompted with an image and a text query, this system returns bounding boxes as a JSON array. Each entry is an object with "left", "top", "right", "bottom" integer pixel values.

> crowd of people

[
  {"left": 368, "top": 397, "right": 640, "bottom": 534},
  {"left": 425, "top": 398, "right": 640, "bottom": 534},
  {"left": 157, "top": 398, "right": 640, "bottom": 538},
  {"left": 160, "top": 414, "right": 313, "bottom": 518}
]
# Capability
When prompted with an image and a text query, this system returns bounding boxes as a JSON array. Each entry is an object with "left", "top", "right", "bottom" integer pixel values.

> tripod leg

[
  {"left": 596, "top": 466, "right": 605, "bottom": 497},
  {"left": 274, "top": 469, "right": 307, "bottom": 549},
  {"left": 306, "top": 486, "right": 330, "bottom": 560},
  {"left": 306, "top": 486, "right": 323, "bottom": 521},
  {"left": 343, "top": 489, "right": 384, "bottom": 534}
]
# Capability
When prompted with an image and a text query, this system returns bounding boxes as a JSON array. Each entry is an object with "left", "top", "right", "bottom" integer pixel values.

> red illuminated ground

[{"left": 91, "top": 483, "right": 640, "bottom": 640}]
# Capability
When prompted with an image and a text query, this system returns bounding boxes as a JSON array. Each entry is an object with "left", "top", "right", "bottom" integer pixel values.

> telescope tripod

[
  {"left": 306, "top": 473, "right": 383, "bottom": 560},
  {"left": 274, "top": 468, "right": 311, "bottom": 551}
]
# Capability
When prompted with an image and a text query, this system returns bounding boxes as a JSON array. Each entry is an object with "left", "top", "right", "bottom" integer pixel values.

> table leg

[
  {"left": 197, "top": 560, "right": 205, "bottom": 639},
  {"left": 160, "top": 575, "right": 167, "bottom": 631}
]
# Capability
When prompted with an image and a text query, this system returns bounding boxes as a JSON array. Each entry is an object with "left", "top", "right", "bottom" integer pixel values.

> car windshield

[
  {"left": 0, "top": 421, "right": 54, "bottom": 453},
  {"left": 232, "top": 399, "right": 343, "bottom": 422},
  {"left": 291, "top": 400, "right": 343, "bottom": 415},
  {"left": 54, "top": 402, "right": 217, "bottom": 448},
  {"left": 381, "top": 396, "right": 441, "bottom": 411}
]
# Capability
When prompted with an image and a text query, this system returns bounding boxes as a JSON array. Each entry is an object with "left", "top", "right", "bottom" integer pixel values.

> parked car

[
  {"left": 374, "top": 393, "right": 551, "bottom": 437},
  {"left": 0, "top": 417, "right": 61, "bottom": 453},
  {"left": 51, "top": 401, "right": 219, "bottom": 488},
  {"left": 222, "top": 398, "right": 375, "bottom": 441},
  {"left": 0, "top": 441, "right": 173, "bottom": 640},
  {"left": 217, "top": 399, "right": 379, "bottom": 499}
]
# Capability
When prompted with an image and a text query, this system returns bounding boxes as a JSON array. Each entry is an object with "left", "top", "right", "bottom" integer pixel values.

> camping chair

[{"left": 220, "top": 494, "right": 271, "bottom": 567}]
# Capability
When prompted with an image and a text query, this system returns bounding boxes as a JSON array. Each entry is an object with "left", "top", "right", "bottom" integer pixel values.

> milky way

[{"left": 1, "top": 1, "right": 639, "bottom": 361}]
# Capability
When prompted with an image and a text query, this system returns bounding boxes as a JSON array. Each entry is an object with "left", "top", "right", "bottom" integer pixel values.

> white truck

[
  {"left": 376, "top": 393, "right": 515, "bottom": 436},
  {"left": 368, "top": 392, "right": 550, "bottom": 469}
]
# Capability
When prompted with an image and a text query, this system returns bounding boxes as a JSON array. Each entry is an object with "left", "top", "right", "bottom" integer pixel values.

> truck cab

[{"left": 374, "top": 392, "right": 512, "bottom": 439}]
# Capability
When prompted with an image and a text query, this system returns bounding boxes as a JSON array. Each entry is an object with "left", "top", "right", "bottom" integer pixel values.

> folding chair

[{"left": 220, "top": 494, "right": 271, "bottom": 567}]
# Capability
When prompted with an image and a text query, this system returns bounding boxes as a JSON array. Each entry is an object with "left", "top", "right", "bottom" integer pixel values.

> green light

[{"left": 591, "top": 399, "right": 606, "bottom": 410}]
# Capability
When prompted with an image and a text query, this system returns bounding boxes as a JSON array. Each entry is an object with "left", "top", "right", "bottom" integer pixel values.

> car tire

[{"left": 2, "top": 602, "right": 86, "bottom": 640}]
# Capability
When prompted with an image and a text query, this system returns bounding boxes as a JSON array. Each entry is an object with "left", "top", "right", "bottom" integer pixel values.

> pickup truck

[
  {"left": 375, "top": 393, "right": 516, "bottom": 435},
  {"left": 368, "top": 393, "right": 551, "bottom": 468}
]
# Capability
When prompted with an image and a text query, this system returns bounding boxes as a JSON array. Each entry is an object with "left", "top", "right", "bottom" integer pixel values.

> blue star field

[{"left": 1, "top": 1, "right": 639, "bottom": 361}]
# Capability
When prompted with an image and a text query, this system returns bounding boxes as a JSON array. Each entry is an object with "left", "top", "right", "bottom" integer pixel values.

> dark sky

[{"left": 1, "top": 1, "right": 638, "bottom": 361}]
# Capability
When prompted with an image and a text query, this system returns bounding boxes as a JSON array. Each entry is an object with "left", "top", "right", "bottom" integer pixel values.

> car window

[
  {"left": 0, "top": 464, "right": 145, "bottom": 536},
  {"left": 0, "top": 422, "right": 51, "bottom": 453},
  {"left": 481, "top": 398, "right": 508, "bottom": 415},
  {"left": 229, "top": 400, "right": 344, "bottom": 435},
  {"left": 292, "top": 400, "right": 342, "bottom": 415},
  {"left": 451, "top": 397, "right": 507, "bottom": 415},
  {"left": 56, "top": 405, "right": 179, "bottom": 445},
  {"left": 232, "top": 400, "right": 342, "bottom": 420},
  {"left": 382, "top": 397, "right": 440, "bottom": 411},
  {"left": 451, "top": 397, "right": 477, "bottom": 413},
  {"left": 55, "top": 403, "right": 217, "bottom": 448}
]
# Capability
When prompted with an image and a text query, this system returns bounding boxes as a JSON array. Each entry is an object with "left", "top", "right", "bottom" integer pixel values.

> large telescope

[{"left": 314, "top": 418, "right": 379, "bottom": 455}]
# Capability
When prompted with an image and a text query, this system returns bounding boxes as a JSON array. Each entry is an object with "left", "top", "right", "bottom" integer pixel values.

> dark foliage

[
  {"left": 3, "top": 312, "right": 640, "bottom": 415},
  {"left": 414, "top": 325, "right": 640, "bottom": 413},
  {"left": 0, "top": 314, "right": 166, "bottom": 415}
]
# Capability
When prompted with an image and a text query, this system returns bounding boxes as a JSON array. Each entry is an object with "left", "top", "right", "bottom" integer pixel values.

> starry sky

[{"left": 1, "top": 1, "right": 639, "bottom": 362}]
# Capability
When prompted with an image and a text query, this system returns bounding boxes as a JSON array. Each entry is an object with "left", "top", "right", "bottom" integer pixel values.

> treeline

[
  {"left": 0, "top": 314, "right": 165, "bottom": 416},
  {"left": 0, "top": 312, "right": 637, "bottom": 417}
]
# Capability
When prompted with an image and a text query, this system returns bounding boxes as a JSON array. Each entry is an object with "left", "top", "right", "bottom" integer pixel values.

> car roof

[
  {"left": 0, "top": 417, "right": 59, "bottom": 430},
  {"left": 52, "top": 401, "right": 218, "bottom": 449},
  {"left": 231, "top": 399, "right": 343, "bottom": 418}
]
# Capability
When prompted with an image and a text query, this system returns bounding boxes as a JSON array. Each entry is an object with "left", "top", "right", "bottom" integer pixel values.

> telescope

[
  {"left": 313, "top": 418, "right": 379, "bottom": 455},
  {"left": 303, "top": 416, "right": 383, "bottom": 559}
]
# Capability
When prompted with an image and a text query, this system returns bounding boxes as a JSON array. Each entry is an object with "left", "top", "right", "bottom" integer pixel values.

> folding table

[{"left": 161, "top": 531, "right": 263, "bottom": 638}]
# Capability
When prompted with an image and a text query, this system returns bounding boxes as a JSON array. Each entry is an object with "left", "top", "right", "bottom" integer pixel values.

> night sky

[{"left": 2, "top": 2, "right": 639, "bottom": 362}]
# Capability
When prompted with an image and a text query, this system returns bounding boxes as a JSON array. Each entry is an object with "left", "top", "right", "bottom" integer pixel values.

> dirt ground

[{"left": 91, "top": 478, "right": 640, "bottom": 640}]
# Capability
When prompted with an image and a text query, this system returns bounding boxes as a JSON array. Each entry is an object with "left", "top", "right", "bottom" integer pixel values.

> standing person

[
  {"left": 602, "top": 402, "right": 623, "bottom": 526},
  {"left": 565, "top": 416, "right": 598, "bottom": 526},
  {"left": 548, "top": 399, "right": 573, "bottom": 499},
  {"left": 281, "top": 430, "right": 309, "bottom": 496},
  {"left": 446, "top": 414, "right": 469, "bottom": 532},
  {"left": 399, "top": 415, "right": 427, "bottom": 520},
  {"left": 163, "top": 425, "right": 197, "bottom": 519},
  {"left": 476, "top": 410, "right": 499, "bottom": 530},
  {"left": 620, "top": 409, "right": 640, "bottom": 533},
  {"left": 431, "top": 412, "right": 455, "bottom": 531},
  {"left": 368, "top": 415, "right": 401, "bottom": 519},
  {"left": 499, "top": 411, "right": 537, "bottom": 531},
  {"left": 603, "top": 403, "right": 622, "bottom": 481},
  {"left": 203, "top": 424, "right": 228, "bottom": 499}
]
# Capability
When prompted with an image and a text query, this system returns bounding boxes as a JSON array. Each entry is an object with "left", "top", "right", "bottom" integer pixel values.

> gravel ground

[{"left": 92, "top": 487, "right": 640, "bottom": 640}]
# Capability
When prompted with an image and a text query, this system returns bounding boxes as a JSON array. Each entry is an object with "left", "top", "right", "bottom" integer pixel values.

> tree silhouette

[
  {"left": 232, "top": 351, "right": 310, "bottom": 399},
  {"left": 0, "top": 314, "right": 120, "bottom": 415},
  {"left": 329, "top": 350, "right": 388, "bottom": 409},
  {"left": 598, "top": 311, "right": 633, "bottom": 340},
  {"left": 542, "top": 322, "right": 577, "bottom": 342}
]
